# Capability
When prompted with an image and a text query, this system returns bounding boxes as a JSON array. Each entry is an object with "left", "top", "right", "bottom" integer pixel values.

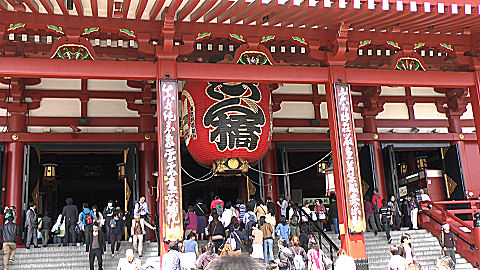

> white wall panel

[
  {"left": 460, "top": 103, "right": 473, "bottom": 120},
  {"left": 88, "top": 99, "right": 139, "bottom": 117},
  {"left": 410, "top": 87, "right": 444, "bottom": 97},
  {"left": 376, "top": 103, "right": 409, "bottom": 119},
  {"left": 380, "top": 86, "right": 405, "bottom": 96},
  {"left": 88, "top": 79, "right": 140, "bottom": 91},
  {"left": 414, "top": 103, "right": 447, "bottom": 119},
  {"left": 27, "top": 79, "right": 81, "bottom": 90},
  {"left": 273, "top": 101, "right": 315, "bottom": 119},
  {"left": 272, "top": 84, "right": 312, "bottom": 94},
  {"left": 29, "top": 98, "right": 81, "bottom": 117}
]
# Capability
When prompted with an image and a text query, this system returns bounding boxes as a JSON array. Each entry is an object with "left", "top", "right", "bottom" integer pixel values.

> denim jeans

[
  {"left": 333, "top": 218, "right": 339, "bottom": 234},
  {"left": 263, "top": 238, "right": 274, "bottom": 264}
]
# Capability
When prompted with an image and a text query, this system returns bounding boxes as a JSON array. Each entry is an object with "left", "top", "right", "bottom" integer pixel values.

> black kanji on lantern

[{"left": 203, "top": 82, "right": 266, "bottom": 152}]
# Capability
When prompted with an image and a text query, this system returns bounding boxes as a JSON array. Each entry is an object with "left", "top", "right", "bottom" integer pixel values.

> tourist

[
  {"left": 195, "top": 242, "right": 219, "bottom": 269},
  {"left": 2, "top": 206, "right": 17, "bottom": 224},
  {"left": 210, "top": 196, "right": 225, "bottom": 215},
  {"left": 255, "top": 200, "right": 268, "bottom": 221},
  {"left": 80, "top": 203, "right": 95, "bottom": 253},
  {"left": 334, "top": 249, "right": 356, "bottom": 270},
  {"left": 251, "top": 224, "right": 264, "bottom": 261},
  {"left": 62, "top": 197, "right": 78, "bottom": 246},
  {"left": 235, "top": 198, "right": 247, "bottom": 226},
  {"left": 193, "top": 198, "right": 208, "bottom": 241},
  {"left": 266, "top": 197, "right": 276, "bottom": 218},
  {"left": 419, "top": 189, "right": 431, "bottom": 202},
  {"left": 40, "top": 212, "right": 52, "bottom": 247},
  {"left": 182, "top": 232, "right": 199, "bottom": 270},
  {"left": 77, "top": 211, "right": 85, "bottom": 246},
  {"left": 388, "top": 195, "right": 402, "bottom": 231},
  {"left": 314, "top": 199, "right": 327, "bottom": 232},
  {"left": 207, "top": 211, "right": 225, "bottom": 253},
  {"left": 134, "top": 196, "right": 150, "bottom": 240},
  {"left": 91, "top": 205, "right": 104, "bottom": 228},
  {"left": 372, "top": 188, "right": 384, "bottom": 232},
  {"left": 407, "top": 194, "right": 421, "bottom": 230},
  {"left": 25, "top": 202, "right": 39, "bottom": 249},
  {"left": 51, "top": 213, "right": 65, "bottom": 246},
  {"left": 110, "top": 213, "right": 124, "bottom": 258},
  {"left": 379, "top": 199, "right": 393, "bottom": 244},
  {"left": 221, "top": 201, "right": 235, "bottom": 228},
  {"left": 329, "top": 194, "right": 339, "bottom": 234},
  {"left": 131, "top": 214, "right": 155, "bottom": 257},
  {"left": 400, "top": 233, "right": 416, "bottom": 265},
  {"left": 245, "top": 214, "right": 257, "bottom": 241},
  {"left": 307, "top": 237, "right": 328, "bottom": 270},
  {"left": 88, "top": 223, "right": 105, "bottom": 270},
  {"left": 288, "top": 204, "right": 301, "bottom": 238},
  {"left": 247, "top": 196, "right": 257, "bottom": 211},
  {"left": 439, "top": 223, "right": 456, "bottom": 265},
  {"left": 275, "top": 216, "right": 290, "bottom": 245},
  {"left": 277, "top": 195, "right": 288, "bottom": 218},
  {"left": 243, "top": 207, "right": 257, "bottom": 225},
  {"left": 364, "top": 196, "right": 378, "bottom": 235},
  {"left": 103, "top": 200, "right": 115, "bottom": 244},
  {"left": 277, "top": 238, "right": 294, "bottom": 270},
  {"left": 301, "top": 201, "right": 311, "bottom": 224},
  {"left": 436, "top": 255, "right": 455, "bottom": 270},
  {"left": 259, "top": 216, "right": 275, "bottom": 264},
  {"left": 407, "top": 261, "right": 422, "bottom": 270},
  {"left": 209, "top": 255, "right": 266, "bottom": 270},
  {"left": 227, "top": 222, "right": 248, "bottom": 255},
  {"left": 0, "top": 216, "right": 18, "bottom": 270},
  {"left": 118, "top": 248, "right": 142, "bottom": 270},
  {"left": 388, "top": 245, "right": 407, "bottom": 270},
  {"left": 184, "top": 205, "right": 198, "bottom": 238},
  {"left": 226, "top": 216, "right": 239, "bottom": 234},
  {"left": 290, "top": 236, "right": 307, "bottom": 268},
  {"left": 299, "top": 224, "right": 313, "bottom": 252}
]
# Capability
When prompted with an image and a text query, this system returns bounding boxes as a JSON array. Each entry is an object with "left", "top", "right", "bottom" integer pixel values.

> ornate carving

[
  {"left": 52, "top": 44, "right": 94, "bottom": 60},
  {"left": 395, "top": 57, "right": 426, "bottom": 71},
  {"left": 237, "top": 50, "right": 272, "bottom": 65}
]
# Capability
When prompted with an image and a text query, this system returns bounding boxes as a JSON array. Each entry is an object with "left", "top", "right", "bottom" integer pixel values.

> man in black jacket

[
  {"left": 62, "top": 197, "right": 78, "bottom": 246},
  {"left": 88, "top": 223, "right": 106, "bottom": 270},
  {"left": 0, "top": 216, "right": 18, "bottom": 270}
]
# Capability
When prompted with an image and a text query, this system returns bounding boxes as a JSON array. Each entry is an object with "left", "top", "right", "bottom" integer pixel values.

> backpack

[
  {"left": 215, "top": 202, "right": 224, "bottom": 216},
  {"left": 85, "top": 211, "right": 93, "bottom": 225},
  {"left": 246, "top": 220, "right": 256, "bottom": 237},
  {"left": 226, "top": 232, "right": 238, "bottom": 251},
  {"left": 292, "top": 248, "right": 306, "bottom": 270}
]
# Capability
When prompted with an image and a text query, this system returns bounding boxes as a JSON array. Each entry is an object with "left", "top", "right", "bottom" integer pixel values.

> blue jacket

[
  {"left": 79, "top": 209, "right": 95, "bottom": 226},
  {"left": 275, "top": 223, "right": 290, "bottom": 242}
]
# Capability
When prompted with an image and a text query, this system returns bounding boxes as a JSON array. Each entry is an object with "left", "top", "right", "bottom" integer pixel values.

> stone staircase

[
  {"left": 6, "top": 241, "right": 159, "bottom": 269},
  {"left": 326, "top": 229, "right": 475, "bottom": 270}
]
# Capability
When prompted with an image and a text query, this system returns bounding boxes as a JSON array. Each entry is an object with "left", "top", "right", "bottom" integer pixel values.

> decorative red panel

[{"left": 182, "top": 82, "right": 272, "bottom": 167}]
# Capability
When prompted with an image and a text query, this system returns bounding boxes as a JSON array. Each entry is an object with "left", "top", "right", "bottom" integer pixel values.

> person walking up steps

[
  {"left": 80, "top": 203, "right": 95, "bottom": 253},
  {"left": 439, "top": 223, "right": 456, "bottom": 265},
  {"left": 25, "top": 202, "right": 40, "bottom": 249},
  {"left": 0, "top": 216, "right": 18, "bottom": 270},
  {"left": 40, "top": 212, "right": 52, "bottom": 247},
  {"left": 379, "top": 199, "right": 393, "bottom": 244},
  {"left": 62, "top": 198, "right": 78, "bottom": 246}
]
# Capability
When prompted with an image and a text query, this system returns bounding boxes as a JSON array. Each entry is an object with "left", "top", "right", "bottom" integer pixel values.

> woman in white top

[{"left": 400, "top": 234, "right": 416, "bottom": 265}]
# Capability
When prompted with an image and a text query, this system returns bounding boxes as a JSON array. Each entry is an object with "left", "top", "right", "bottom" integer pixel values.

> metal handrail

[{"left": 298, "top": 207, "right": 339, "bottom": 265}]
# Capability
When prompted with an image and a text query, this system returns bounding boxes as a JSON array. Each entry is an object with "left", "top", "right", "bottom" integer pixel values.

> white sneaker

[{"left": 77, "top": 243, "right": 81, "bottom": 247}]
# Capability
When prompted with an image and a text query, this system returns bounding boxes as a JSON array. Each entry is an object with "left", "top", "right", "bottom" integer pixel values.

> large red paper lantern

[{"left": 181, "top": 82, "right": 272, "bottom": 170}]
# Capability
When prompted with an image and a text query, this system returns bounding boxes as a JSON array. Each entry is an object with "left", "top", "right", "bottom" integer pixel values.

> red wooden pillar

[
  {"left": 325, "top": 64, "right": 367, "bottom": 266},
  {"left": 363, "top": 116, "right": 387, "bottom": 198},
  {"left": 470, "top": 70, "right": 480, "bottom": 158},
  {"left": 262, "top": 144, "right": 278, "bottom": 203},
  {"left": 139, "top": 140, "right": 156, "bottom": 240}
]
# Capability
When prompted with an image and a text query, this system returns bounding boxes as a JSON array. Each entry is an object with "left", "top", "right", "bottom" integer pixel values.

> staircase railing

[
  {"left": 298, "top": 207, "right": 339, "bottom": 267},
  {"left": 419, "top": 200, "right": 480, "bottom": 269}
]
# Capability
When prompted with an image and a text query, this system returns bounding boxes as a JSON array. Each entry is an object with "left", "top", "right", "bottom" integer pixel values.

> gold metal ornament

[
  {"left": 459, "top": 134, "right": 464, "bottom": 140},
  {"left": 145, "top": 134, "right": 151, "bottom": 140},
  {"left": 11, "top": 134, "right": 19, "bottom": 140},
  {"left": 373, "top": 134, "right": 379, "bottom": 140}
]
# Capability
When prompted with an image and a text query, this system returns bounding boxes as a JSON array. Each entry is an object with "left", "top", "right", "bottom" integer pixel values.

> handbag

[{"left": 209, "top": 221, "right": 223, "bottom": 241}]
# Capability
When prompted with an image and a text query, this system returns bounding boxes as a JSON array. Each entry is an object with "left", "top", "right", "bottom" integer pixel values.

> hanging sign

[
  {"left": 334, "top": 83, "right": 366, "bottom": 233},
  {"left": 158, "top": 79, "right": 183, "bottom": 241}
]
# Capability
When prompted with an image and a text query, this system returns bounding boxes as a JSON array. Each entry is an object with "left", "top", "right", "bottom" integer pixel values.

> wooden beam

[
  {"left": 91, "top": 0, "right": 98, "bottom": 16},
  {"left": 121, "top": 0, "right": 131, "bottom": 18},
  {"left": 24, "top": 0, "right": 40, "bottom": 13},
  {"left": 0, "top": 132, "right": 157, "bottom": 143},
  {"left": 149, "top": 0, "right": 165, "bottom": 20},
  {"left": 55, "top": 0, "right": 69, "bottom": 15},
  {"left": 38, "top": 0, "right": 54, "bottom": 13},
  {"left": 73, "top": 0, "right": 84, "bottom": 16},
  {"left": 107, "top": 0, "right": 113, "bottom": 17},
  {"left": 135, "top": 0, "right": 148, "bottom": 20},
  {"left": 272, "top": 132, "right": 477, "bottom": 142},
  {"left": 189, "top": 0, "right": 218, "bottom": 23},
  {"left": 177, "top": 0, "right": 201, "bottom": 22},
  {"left": 0, "top": 58, "right": 156, "bottom": 80}
]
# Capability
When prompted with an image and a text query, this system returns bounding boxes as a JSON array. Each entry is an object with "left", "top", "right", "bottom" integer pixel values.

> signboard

[
  {"left": 333, "top": 83, "right": 366, "bottom": 233},
  {"left": 158, "top": 80, "right": 183, "bottom": 241}
]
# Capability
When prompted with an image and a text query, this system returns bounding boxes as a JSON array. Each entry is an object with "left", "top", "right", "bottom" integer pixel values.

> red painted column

[
  {"left": 262, "top": 144, "right": 278, "bottom": 210},
  {"left": 470, "top": 70, "right": 480, "bottom": 157},
  {"left": 325, "top": 64, "right": 367, "bottom": 264},
  {"left": 363, "top": 116, "right": 387, "bottom": 198},
  {"left": 6, "top": 112, "right": 26, "bottom": 243}
]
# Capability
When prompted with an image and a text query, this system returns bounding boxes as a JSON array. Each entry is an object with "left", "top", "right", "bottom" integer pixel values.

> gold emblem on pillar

[
  {"left": 144, "top": 134, "right": 151, "bottom": 140},
  {"left": 459, "top": 134, "right": 464, "bottom": 140},
  {"left": 445, "top": 175, "right": 457, "bottom": 197},
  {"left": 212, "top": 158, "right": 248, "bottom": 176},
  {"left": 11, "top": 134, "right": 19, "bottom": 140},
  {"left": 373, "top": 134, "right": 379, "bottom": 140}
]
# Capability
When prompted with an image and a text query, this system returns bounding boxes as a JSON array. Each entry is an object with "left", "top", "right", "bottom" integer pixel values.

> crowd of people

[{"left": 0, "top": 196, "right": 157, "bottom": 270}]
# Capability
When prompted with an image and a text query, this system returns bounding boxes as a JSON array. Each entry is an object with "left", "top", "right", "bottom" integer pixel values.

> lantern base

[{"left": 212, "top": 158, "right": 248, "bottom": 176}]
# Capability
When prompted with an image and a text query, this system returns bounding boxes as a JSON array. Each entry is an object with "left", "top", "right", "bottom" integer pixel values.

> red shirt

[
  {"left": 210, "top": 199, "right": 224, "bottom": 210},
  {"left": 372, "top": 194, "right": 383, "bottom": 211}
]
